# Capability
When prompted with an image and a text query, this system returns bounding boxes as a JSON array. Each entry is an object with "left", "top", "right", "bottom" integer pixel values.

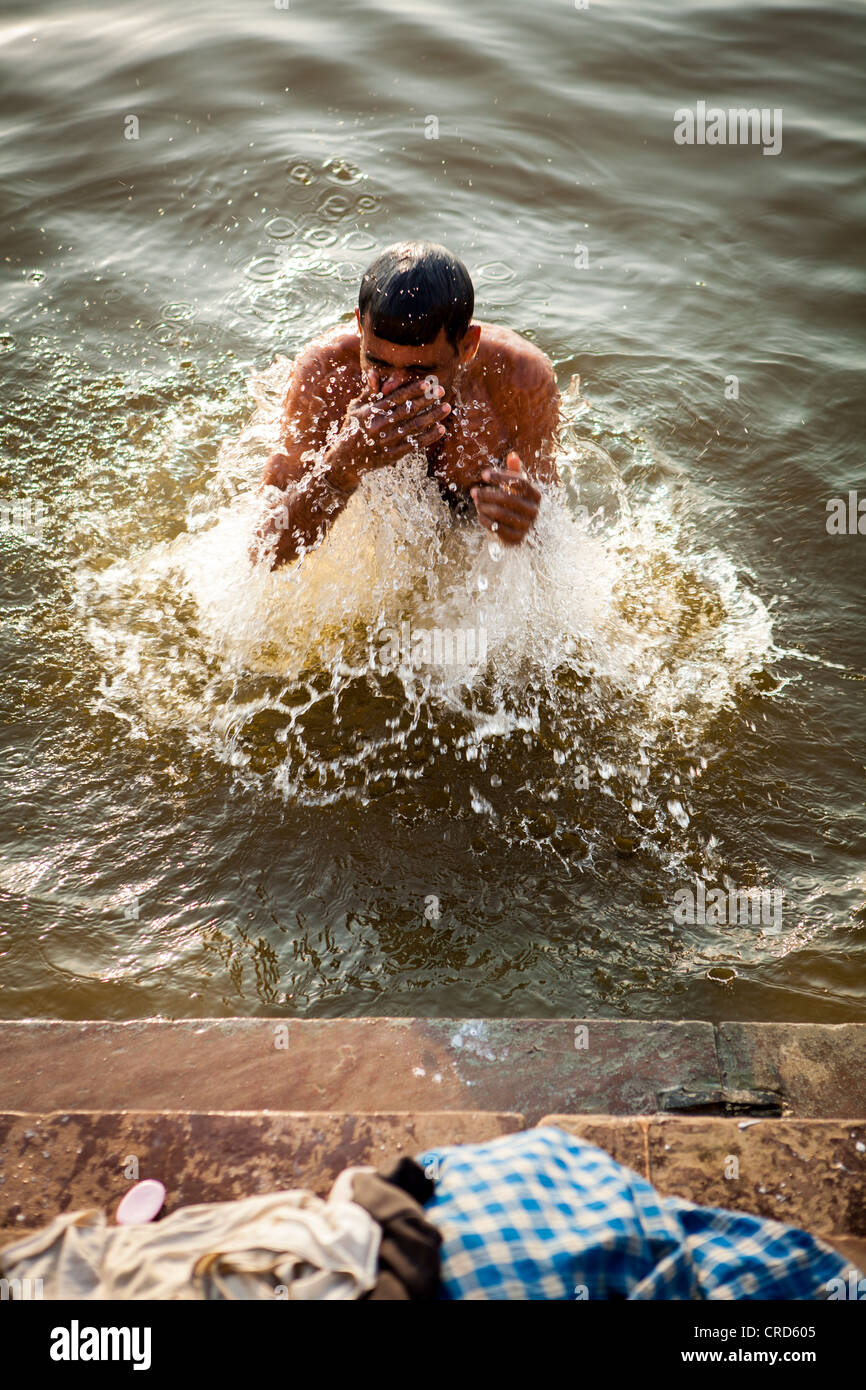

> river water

[{"left": 0, "top": 0, "right": 864, "bottom": 1021}]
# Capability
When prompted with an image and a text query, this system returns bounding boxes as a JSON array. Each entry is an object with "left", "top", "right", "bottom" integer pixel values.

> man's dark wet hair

[{"left": 358, "top": 241, "right": 474, "bottom": 351}]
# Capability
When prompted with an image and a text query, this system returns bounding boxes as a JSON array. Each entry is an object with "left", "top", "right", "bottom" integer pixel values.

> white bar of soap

[{"left": 116, "top": 1179, "right": 166, "bottom": 1225}]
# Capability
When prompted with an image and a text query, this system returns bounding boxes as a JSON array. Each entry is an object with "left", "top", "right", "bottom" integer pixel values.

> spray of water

[{"left": 77, "top": 357, "right": 776, "bottom": 891}]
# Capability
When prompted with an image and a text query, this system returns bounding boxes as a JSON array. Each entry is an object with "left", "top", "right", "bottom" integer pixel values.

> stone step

[
  {"left": 1, "top": 1110, "right": 863, "bottom": 1269},
  {"left": 3, "top": 1019, "right": 865, "bottom": 1119},
  {"left": 0, "top": 1110, "right": 523, "bottom": 1237},
  {"left": 542, "top": 1114, "right": 866, "bottom": 1268}
]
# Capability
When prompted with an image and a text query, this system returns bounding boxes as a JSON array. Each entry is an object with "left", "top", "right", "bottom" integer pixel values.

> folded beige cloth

[{"left": 0, "top": 1186, "right": 381, "bottom": 1300}]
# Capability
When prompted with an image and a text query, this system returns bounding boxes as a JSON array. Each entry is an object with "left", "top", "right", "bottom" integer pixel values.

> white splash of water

[{"left": 78, "top": 357, "right": 776, "bottom": 845}]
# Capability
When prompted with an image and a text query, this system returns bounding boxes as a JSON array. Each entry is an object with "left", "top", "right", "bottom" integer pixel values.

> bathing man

[{"left": 253, "top": 240, "right": 560, "bottom": 567}]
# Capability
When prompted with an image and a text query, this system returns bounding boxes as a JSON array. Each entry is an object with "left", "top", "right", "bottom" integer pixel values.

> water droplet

[
  {"left": 343, "top": 230, "right": 376, "bottom": 253},
  {"left": 245, "top": 255, "right": 282, "bottom": 282},
  {"left": 305, "top": 226, "right": 338, "bottom": 247},
  {"left": 265, "top": 217, "right": 297, "bottom": 239},
  {"left": 477, "top": 261, "right": 514, "bottom": 283},
  {"left": 667, "top": 798, "right": 690, "bottom": 829},
  {"left": 317, "top": 192, "right": 352, "bottom": 221},
  {"left": 324, "top": 157, "right": 364, "bottom": 184}
]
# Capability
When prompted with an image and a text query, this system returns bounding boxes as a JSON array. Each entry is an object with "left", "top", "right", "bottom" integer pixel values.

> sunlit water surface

[{"left": 0, "top": 0, "right": 864, "bottom": 1020}]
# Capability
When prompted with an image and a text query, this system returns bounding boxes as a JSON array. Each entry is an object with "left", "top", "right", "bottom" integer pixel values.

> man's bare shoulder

[
  {"left": 280, "top": 326, "right": 361, "bottom": 444},
  {"left": 288, "top": 324, "right": 361, "bottom": 388},
  {"left": 475, "top": 322, "right": 558, "bottom": 394}
]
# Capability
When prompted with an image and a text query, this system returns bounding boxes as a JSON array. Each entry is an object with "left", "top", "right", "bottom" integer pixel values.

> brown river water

[{"left": 0, "top": 0, "right": 864, "bottom": 1022}]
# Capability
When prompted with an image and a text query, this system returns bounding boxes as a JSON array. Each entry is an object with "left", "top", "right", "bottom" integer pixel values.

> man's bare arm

[
  {"left": 471, "top": 352, "right": 560, "bottom": 545},
  {"left": 252, "top": 347, "right": 452, "bottom": 569}
]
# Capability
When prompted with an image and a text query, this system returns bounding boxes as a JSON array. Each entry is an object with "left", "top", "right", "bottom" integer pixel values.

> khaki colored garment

[{"left": 0, "top": 1187, "right": 381, "bottom": 1301}]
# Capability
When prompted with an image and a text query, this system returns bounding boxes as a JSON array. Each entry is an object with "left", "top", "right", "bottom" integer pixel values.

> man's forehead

[{"left": 361, "top": 323, "right": 454, "bottom": 366}]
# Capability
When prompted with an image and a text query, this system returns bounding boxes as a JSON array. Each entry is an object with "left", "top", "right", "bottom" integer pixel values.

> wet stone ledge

[
  {"left": 1, "top": 1018, "right": 865, "bottom": 1119},
  {"left": 0, "top": 1110, "right": 522, "bottom": 1232},
  {"left": 0, "top": 1018, "right": 720, "bottom": 1122},
  {"left": 718, "top": 1023, "right": 866, "bottom": 1118}
]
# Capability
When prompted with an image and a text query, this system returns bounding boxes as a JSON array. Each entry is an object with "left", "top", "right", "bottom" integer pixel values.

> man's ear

[
  {"left": 354, "top": 307, "right": 362, "bottom": 332},
  {"left": 459, "top": 323, "right": 482, "bottom": 363}
]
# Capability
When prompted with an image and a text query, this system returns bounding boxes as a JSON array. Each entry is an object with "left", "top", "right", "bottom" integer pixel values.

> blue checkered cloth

[{"left": 418, "top": 1126, "right": 856, "bottom": 1300}]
